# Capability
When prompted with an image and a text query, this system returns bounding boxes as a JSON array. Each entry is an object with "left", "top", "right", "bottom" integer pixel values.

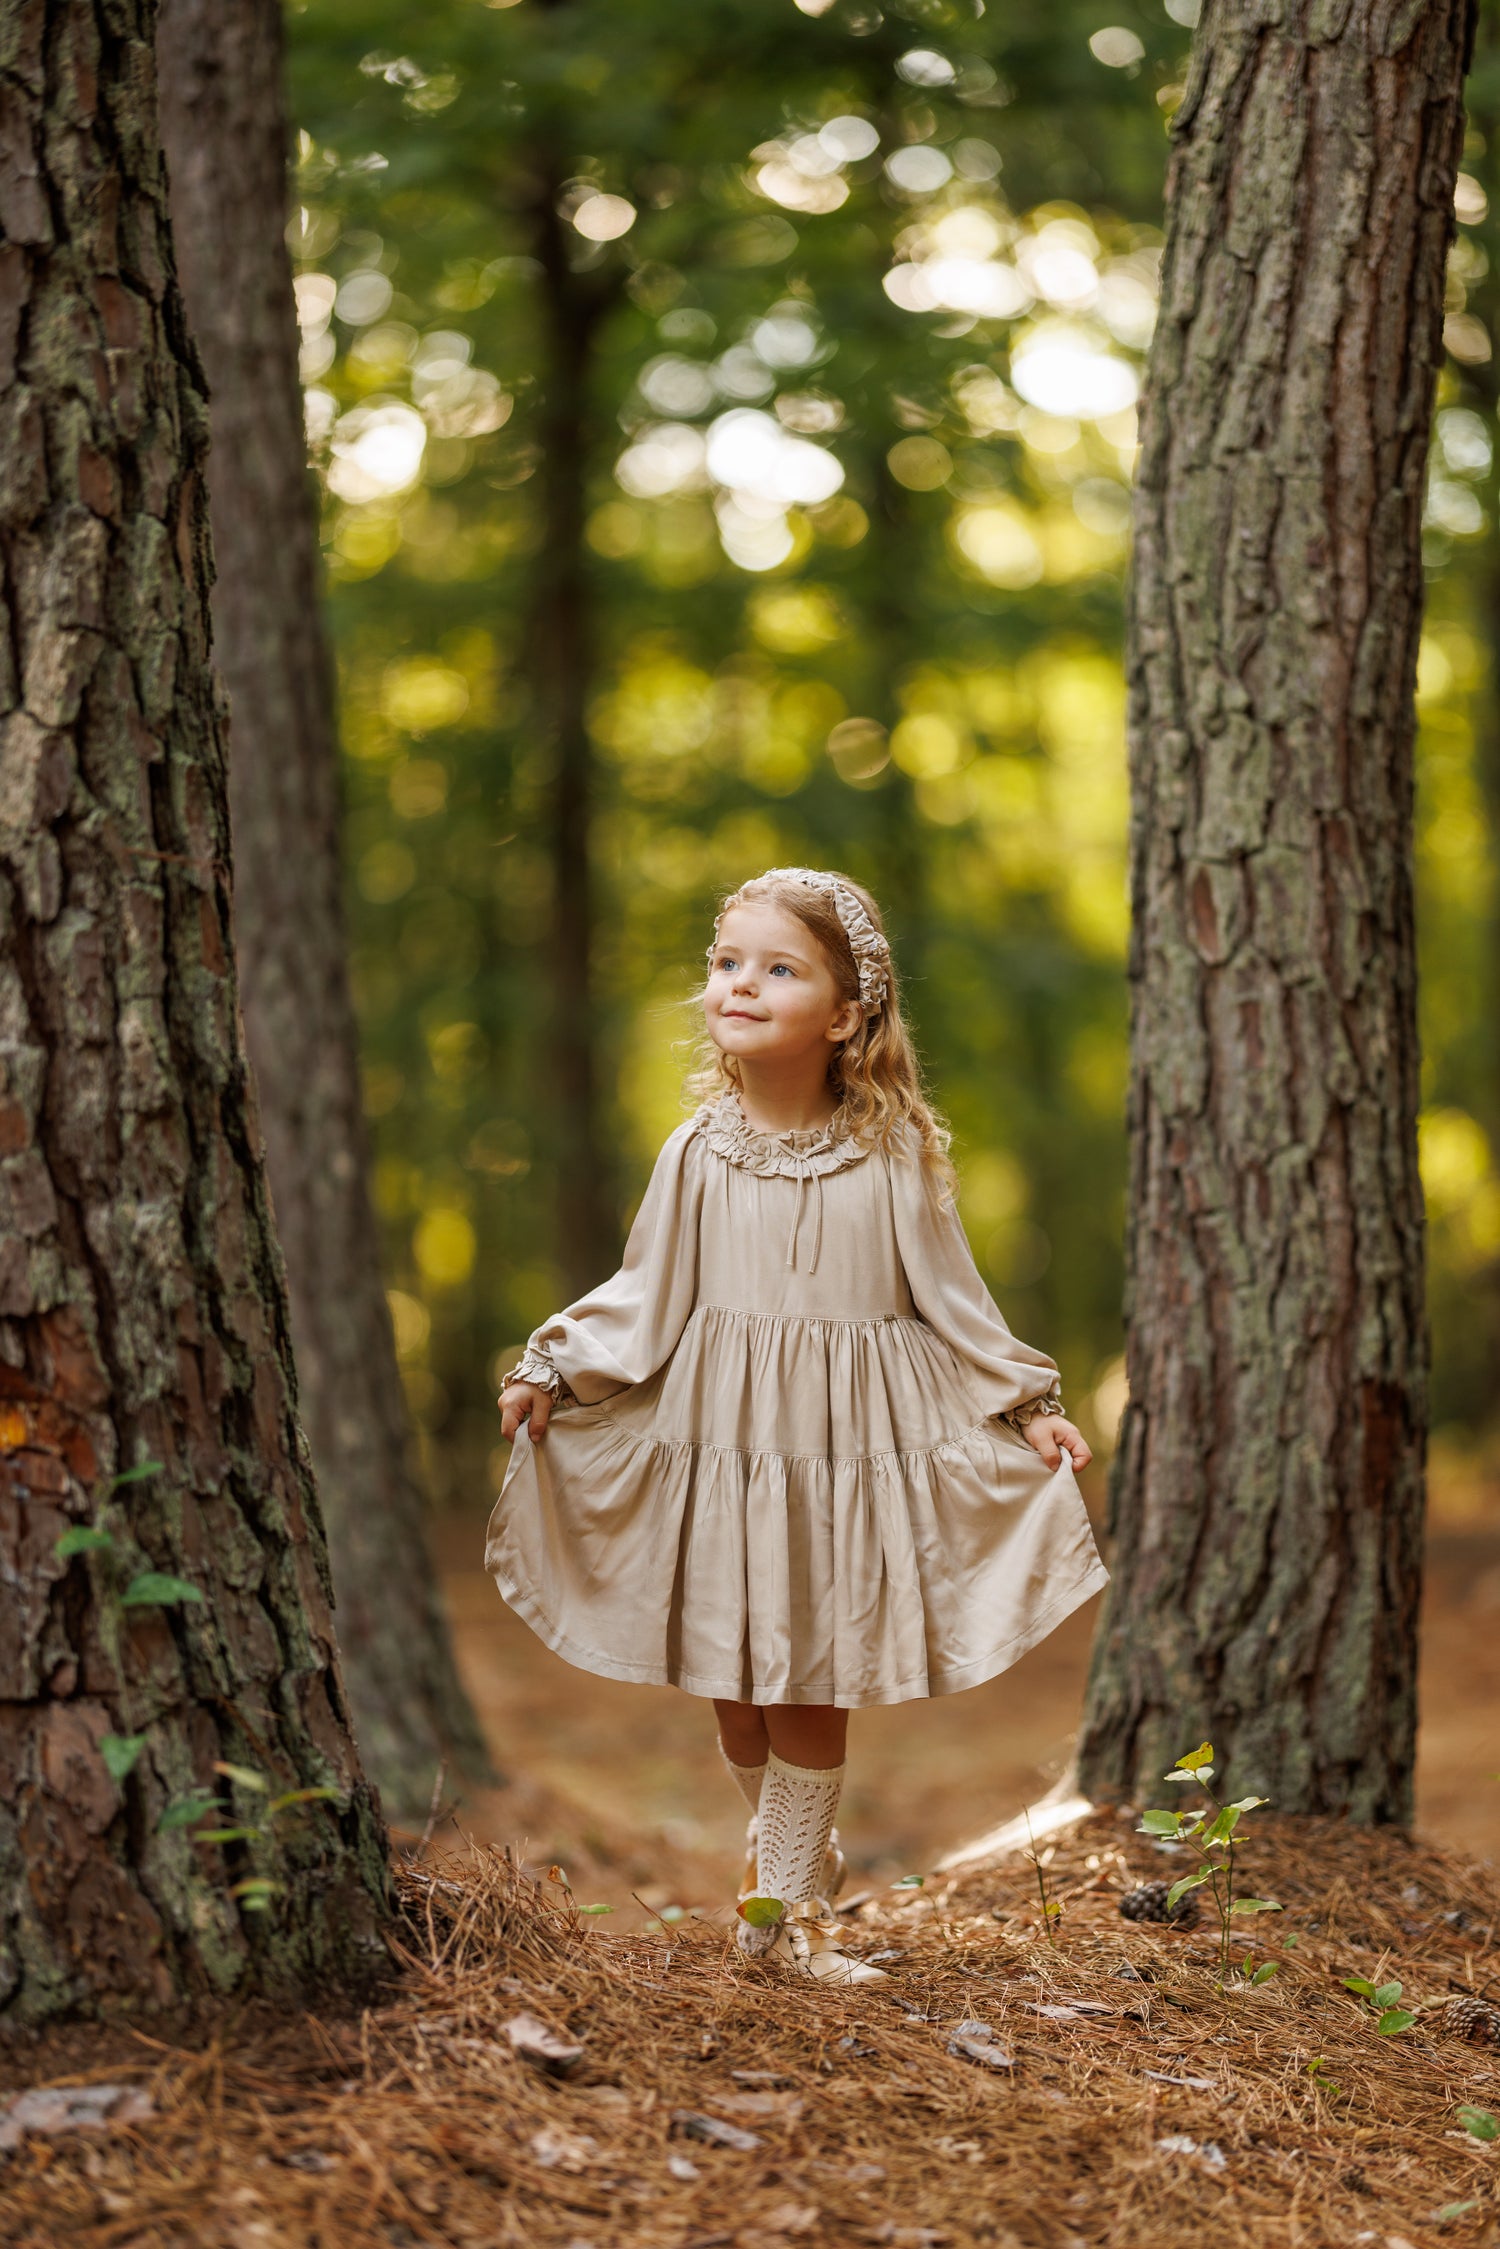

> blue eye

[
  {"left": 769, "top": 963, "right": 792, "bottom": 976},
  {"left": 717, "top": 956, "right": 738, "bottom": 972}
]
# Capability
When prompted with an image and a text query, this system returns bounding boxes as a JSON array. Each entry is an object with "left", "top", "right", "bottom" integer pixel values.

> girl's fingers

[{"left": 528, "top": 1392, "right": 551, "bottom": 1441}]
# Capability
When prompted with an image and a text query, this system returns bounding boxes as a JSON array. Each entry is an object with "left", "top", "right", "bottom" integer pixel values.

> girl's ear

[{"left": 826, "top": 998, "right": 863, "bottom": 1045}]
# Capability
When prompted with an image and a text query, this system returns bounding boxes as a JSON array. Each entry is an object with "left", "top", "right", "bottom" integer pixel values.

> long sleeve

[
  {"left": 889, "top": 1135, "right": 1062, "bottom": 1423},
  {"left": 515, "top": 1122, "right": 704, "bottom": 1406}
]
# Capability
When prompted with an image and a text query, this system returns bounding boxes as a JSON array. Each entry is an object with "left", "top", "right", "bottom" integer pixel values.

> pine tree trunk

[
  {"left": 1076, "top": 0, "right": 1473, "bottom": 1823},
  {"left": 153, "top": 0, "right": 492, "bottom": 1822},
  {"left": 528, "top": 160, "right": 618, "bottom": 1298},
  {"left": 0, "top": 0, "right": 390, "bottom": 2018}
]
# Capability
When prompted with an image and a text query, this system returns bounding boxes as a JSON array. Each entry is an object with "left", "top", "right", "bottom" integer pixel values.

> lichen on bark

[
  {"left": 0, "top": 0, "right": 390, "bottom": 2018},
  {"left": 1077, "top": 0, "right": 1474, "bottom": 1822}
]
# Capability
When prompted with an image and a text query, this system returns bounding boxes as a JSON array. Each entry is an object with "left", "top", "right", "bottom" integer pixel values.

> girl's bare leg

[
  {"left": 763, "top": 1703, "right": 847, "bottom": 1769},
  {"left": 714, "top": 1698, "right": 770, "bottom": 1767}
]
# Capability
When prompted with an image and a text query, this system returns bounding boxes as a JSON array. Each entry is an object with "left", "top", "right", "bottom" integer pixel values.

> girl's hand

[
  {"left": 1023, "top": 1414, "right": 1092, "bottom": 1472},
  {"left": 499, "top": 1381, "right": 552, "bottom": 1443}
]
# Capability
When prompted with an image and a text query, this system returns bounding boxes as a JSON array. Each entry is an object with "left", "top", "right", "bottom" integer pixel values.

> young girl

[{"left": 489, "top": 867, "right": 1106, "bottom": 1984}]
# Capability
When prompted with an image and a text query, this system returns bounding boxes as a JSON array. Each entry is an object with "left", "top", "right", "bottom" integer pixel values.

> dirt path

[{"left": 433, "top": 1521, "right": 1500, "bottom": 1915}]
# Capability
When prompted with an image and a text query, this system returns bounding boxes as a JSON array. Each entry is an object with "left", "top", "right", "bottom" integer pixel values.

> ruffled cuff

[
  {"left": 1001, "top": 1385, "right": 1063, "bottom": 1438},
  {"left": 499, "top": 1346, "right": 564, "bottom": 1401}
]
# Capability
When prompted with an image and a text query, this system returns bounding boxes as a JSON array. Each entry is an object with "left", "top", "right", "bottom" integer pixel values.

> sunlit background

[{"left": 283, "top": 0, "right": 1500, "bottom": 1545}]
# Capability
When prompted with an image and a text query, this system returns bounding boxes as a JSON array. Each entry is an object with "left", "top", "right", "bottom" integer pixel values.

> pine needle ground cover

[{"left": 2, "top": 1813, "right": 1499, "bottom": 2248}]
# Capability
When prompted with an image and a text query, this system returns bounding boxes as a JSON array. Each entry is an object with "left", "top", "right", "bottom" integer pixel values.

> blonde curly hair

[{"left": 687, "top": 868, "right": 956, "bottom": 1191}]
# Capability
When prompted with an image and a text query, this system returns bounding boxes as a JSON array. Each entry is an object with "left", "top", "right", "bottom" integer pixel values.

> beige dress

[{"left": 485, "top": 1094, "right": 1108, "bottom": 1708}]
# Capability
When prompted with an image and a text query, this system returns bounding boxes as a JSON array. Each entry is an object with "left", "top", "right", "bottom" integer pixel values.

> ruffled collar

[{"left": 693, "top": 1092, "right": 870, "bottom": 1181}]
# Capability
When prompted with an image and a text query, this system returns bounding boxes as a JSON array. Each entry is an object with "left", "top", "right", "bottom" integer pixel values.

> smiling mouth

[{"left": 722, "top": 1010, "right": 765, "bottom": 1021}]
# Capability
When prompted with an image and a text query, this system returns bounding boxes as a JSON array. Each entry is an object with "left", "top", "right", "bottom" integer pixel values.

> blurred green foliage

[{"left": 282, "top": 0, "right": 1500, "bottom": 1508}]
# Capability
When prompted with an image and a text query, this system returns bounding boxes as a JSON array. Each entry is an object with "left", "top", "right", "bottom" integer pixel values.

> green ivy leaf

[
  {"left": 54, "top": 1525, "right": 115, "bottom": 1560},
  {"left": 98, "top": 1733, "right": 146, "bottom": 1783},
  {"left": 108, "top": 1460, "right": 164, "bottom": 1489},
  {"left": 212, "top": 1761, "right": 269, "bottom": 1792},
  {"left": 1230, "top": 1897, "right": 1282, "bottom": 1915},
  {"left": 1376, "top": 2007, "right": 1415, "bottom": 2037},
  {"left": 738, "top": 1894, "right": 786, "bottom": 1929},
  {"left": 121, "top": 1572, "right": 204, "bottom": 1608},
  {"left": 1457, "top": 2106, "right": 1498, "bottom": 2143},
  {"left": 158, "top": 1793, "right": 218, "bottom": 1832}
]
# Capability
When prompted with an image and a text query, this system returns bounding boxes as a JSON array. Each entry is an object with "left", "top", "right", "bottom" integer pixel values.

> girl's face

[{"left": 705, "top": 902, "right": 862, "bottom": 1068}]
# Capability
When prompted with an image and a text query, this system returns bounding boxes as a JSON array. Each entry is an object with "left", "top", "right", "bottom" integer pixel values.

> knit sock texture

[
  {"left": 719, "top": 1746, "right": 767, "bottom": 1816},
  {"left": 755, "top": 1753, "right": 845, "bottom": 1912}
]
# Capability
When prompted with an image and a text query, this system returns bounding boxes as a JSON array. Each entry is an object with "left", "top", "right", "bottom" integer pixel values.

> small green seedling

[
  {"left": 1342, "top": 1976, "right": 1416, "bottom": 2038},
  {"left": 1241, "top": 1956, "right": 1278, "bottom": 1986},
  {"left": 159, "top": 1760, "right": 341, "bottom": 1912},
  {"left": 1306, "top": 2056, "right": 1341, "bottom": 2096},
  {"left": 1138, "top": 1741, "right": 1280, "bottom": 1984},
  {"left": 1022, "top": 1807, "right": 1061, "bottom": 1942},
  {"left": 891, "top": 1874, "right": 925, "bottom": 1889},
  {"left": 1457, "top": 2105, "right": 1498, "bottom": 2143}
]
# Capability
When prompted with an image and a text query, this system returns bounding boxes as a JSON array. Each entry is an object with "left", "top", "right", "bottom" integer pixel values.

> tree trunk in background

[
  {"left": 0, "top": 0, "right": 389, "bottom": 2016},
  {"left": 1077, "top": 0, "right": 1472, "bottom": 1822},
  {"left": 529, "top": 163, "right": 617, "bottom": 1297},
  {"left": 155, "top": 0, "right": 492, "bottom": 1821}
]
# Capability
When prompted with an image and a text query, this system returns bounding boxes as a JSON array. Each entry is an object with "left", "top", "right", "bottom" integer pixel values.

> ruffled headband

[{"left": 707, "top": 866, "right": 892, "bottom": 1018}]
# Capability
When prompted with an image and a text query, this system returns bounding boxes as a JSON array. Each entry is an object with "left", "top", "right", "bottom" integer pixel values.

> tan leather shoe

[{"left": 772, "top": 1901, "right": 889, "bottom": 1985}]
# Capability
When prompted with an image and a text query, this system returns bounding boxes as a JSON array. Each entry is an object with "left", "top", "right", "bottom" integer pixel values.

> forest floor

[
  {"left": 0, "top": 1518, "right": 1498, "bottom": 2248},
  {"left": 2, "top": 1809, "right": 1500, "bottom": 2248}
]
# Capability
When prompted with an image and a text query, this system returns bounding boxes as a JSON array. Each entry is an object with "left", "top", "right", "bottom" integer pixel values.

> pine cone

[
  {"left": 1442, "top": 1994, "right": 1500, "bottom": 2045},
  {"left": 1119, "top": 1879, "right": 1201, "bottom": 1931}
]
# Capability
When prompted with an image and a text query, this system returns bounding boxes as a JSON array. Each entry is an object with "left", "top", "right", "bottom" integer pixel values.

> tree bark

[
  {"left": 153, "top": 0, "right": 491, "bottom": 1822},
  {"left": 1077, "top": 0, "right": 1472, "bottom": 1823},
  {"left": 527, "top": 159, "right": 617, "bottom": 1298},
  {"left": 0, "top": 0, "right": 390, "bottom": 2017}
]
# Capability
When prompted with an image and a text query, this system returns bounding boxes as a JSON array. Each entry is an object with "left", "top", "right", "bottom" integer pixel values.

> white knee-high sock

[
  {"left": 719, "top": 1743, "right": 767, "bottom": 1815},
  {"left": 755, "top": 1753, "right": 845, "bottom": 1912}
]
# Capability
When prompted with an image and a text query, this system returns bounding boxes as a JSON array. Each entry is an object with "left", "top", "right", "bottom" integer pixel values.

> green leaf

[
  {"left": 1174, "top": 1742, "right": 1215, "bottom": 1773},
  {"left": 576, "top": 1903, "right": 614, "bottom": 1915},
  {"left": 1342, "top": 1977, "right": 1379, "bottom": 2000},
  {"left": 1230, "top": 1897, "right": 1282, "bottom": 1915},
  {"left": 1372, "top": 1981, "right": 1403, "bottom": 2008},
  {"left": 54, "top": 1525, "right": 114, "bottom": 1559},
  {"left": 1044, "top": 1898, "right": 1062, "bottom": 1917},
  {"left": 1227, "top": 1796, "right": 1268, "bottom": 1814},
  {"left": 657, "top": 1904, "right": 686, "bottom": 1923},
  {"left": 108, "top": 1460, "right": 164, "bottom": 1489},
  {"left": 192, "top": 1825, "right": 263, "bottom": 1845},
  {"left": 1166, "top": 1870, "right": 1211, "bottom": 1912},
  {"left": 1433, "top": 2203, "right": 1478, "bottom": 2222},
  {"left": 1376, "top": 2007, "right": 1415, "bottom": 2037},
  {"left": 1163, "top": 1771, "right": 1198, "bottom": 1785},
  {"left": 891, "top": 1874, "right": 925, "bottom": 1888},
  {"left": 99, "top": 1733, "right": 146, "bottom": 1783},
  {"left": 230, "top": 1877, "right": 282, "bottom": 1911},
  {"left": 737, "top": 1894, "right": 786, "bottom": 1929},
  {"left": 1283, "top": 1933, "right": 1301, "bottom": 1949},
  {"left": 1248, "top": 1962, "right": 1279, "bottom": 1985},
  {"left": 1201, "top": 1805, "right": 1243, "bottom": 1848},
  {"left": 1138, "top": 1808, "right": 1183, "bottom": 1837},
  {"left": 212, "top": 1761, "right": 269, "bottom": 1792},
  {"left": 1457, "top": 2106, "right": 1498, "bottom": 2143},
  {"left": 121, "top": 1572, "right": 204, "bottom": 1608},
  {"left": 158, "top": 1793, "right": 218, "bottom": 1832},
  {"left": 266, "top": 1786, "right": 341, "bottom": 1816}
]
